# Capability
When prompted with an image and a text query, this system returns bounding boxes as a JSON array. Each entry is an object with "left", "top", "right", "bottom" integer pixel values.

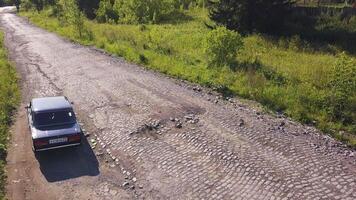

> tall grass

[
  {"left": 0, "top": 31, "right": 20, "bottom": 198},
  {"left": 20, "top": 8, "right": 356, "bottom": 147}
]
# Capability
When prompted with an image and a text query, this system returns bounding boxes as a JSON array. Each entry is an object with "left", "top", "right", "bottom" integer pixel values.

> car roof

[{"left": 31, "top": 96, "right": 72, "bottom": 112}]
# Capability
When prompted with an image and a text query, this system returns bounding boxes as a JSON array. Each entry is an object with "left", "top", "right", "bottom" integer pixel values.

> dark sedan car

[{"left": 26, "top": 96, "right": 82, "bottom": 151}]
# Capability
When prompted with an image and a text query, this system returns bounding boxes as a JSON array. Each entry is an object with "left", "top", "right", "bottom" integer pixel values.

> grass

[
  {"left": 20, "top": 8, "right": 356, "bottom": 147},
  {"left": 296, "top": 0, "right": 353, "bottom": 8},
  {"left": 0, "top": 31, "right": 20, "bottom": 199},
  {"left": 297, "top": 4, "right": 352, "bottom": 8}
]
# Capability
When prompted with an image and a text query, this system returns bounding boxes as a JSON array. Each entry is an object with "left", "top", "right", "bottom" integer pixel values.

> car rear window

[{"left": 34, "top": 110, "right": 76, "bottom": 127}]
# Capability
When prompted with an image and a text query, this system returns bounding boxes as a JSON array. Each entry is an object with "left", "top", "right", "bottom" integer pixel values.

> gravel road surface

[{"left": 1, "top": 11, "right": 355, "bottom": 200}]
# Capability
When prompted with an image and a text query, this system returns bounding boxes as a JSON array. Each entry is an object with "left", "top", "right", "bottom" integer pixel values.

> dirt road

[{"left": 1, "top": 11, "right": 355, "bottom": 200}]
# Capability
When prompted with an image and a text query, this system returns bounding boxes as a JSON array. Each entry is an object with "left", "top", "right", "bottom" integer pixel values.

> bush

[
  {"left": 96, "top": 0, "right": 118, "bottom": 23},
  {"left": 21, "top": 0, "right": 34, "bottom": 11},
  {"left": 113, "top": 0, "right": 175, "bottom": 24},
  {"left": 349, "top": 16, "right": 356, "bottom": 32},
  {"left": 30, "top": 0, "right": 44, "bottom": 11},
  {"left": 327, "top": 53, "right": 356, "bottom": 125},
  {"left": 204, "top": 27, "right": 243, "bottom": 68},
  {"left": 288, "top": 35, "right": 303, "bottom": 51}
]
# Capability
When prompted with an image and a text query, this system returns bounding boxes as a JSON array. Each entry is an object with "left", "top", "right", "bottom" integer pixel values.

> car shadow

[{"left": 35, "top": 136, "right": 100, "bottom": 182}]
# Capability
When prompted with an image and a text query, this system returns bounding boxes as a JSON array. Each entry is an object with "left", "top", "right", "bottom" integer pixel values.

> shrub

[
  {"left": 96, "top": 0, "right": 118, "bottom": 23},
  {"left": 21, "top": 0, "right": 34, "bottom": 11},
  {"left": 204, "top": 27, "right": 243, "bottom": 68},
  {"left": 113, "top": 0, "right": 175, "bottom": 24},
  {"left": 288, "top": 35, "right": 303, "bottom": 51},
  {"left": 31, "top": 0, "right": 44, "bottom": 11},
  {"left": 349, "top": 16, "right": 356, "bottom": 32},
  {"left": 327, "top": 53, "right": 356, "bottom": 124}
]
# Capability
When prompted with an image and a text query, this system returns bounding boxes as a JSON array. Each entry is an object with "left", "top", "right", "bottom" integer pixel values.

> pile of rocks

[
  {"left": 169, "top": 114, "right": 200, "bottom": 129},
  {"left": 192, "top": 86, "right": 202, "bottom": 92},
  {"left": 129, "top": 120, "right": 161, "bottom": 135},
  {"left": 169, "top": 117, "right": 183, "bottom": 129},
  {"left": 184, "top": 114, "right": 199, "bottom": 124}
]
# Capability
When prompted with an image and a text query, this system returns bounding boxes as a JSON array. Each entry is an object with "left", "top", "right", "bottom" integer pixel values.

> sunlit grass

[{"left": 0, "top": 31, "right": 20, "bottom": 199}]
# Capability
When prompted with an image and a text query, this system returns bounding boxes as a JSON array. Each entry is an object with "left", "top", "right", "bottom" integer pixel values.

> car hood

[{"left": 32, "top": 123, "right": 81, "bottom": 139}]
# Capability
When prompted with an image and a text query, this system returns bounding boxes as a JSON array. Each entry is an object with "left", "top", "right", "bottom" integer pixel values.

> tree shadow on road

[{"left": 34, "top": 136, "right": 99, "bottom": 182}]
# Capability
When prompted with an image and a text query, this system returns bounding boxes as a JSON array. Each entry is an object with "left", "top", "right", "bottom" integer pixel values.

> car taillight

[
  {"left": 34, "top": 139, "right": 48, "bottom": 147},
  {"left": 68, "top": 134, "right": 81, "bottom": 142}
]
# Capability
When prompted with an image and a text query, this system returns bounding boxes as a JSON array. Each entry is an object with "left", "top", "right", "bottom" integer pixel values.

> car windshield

[{"left": 34, "top": 110, "right": 76, "bottom": 127}]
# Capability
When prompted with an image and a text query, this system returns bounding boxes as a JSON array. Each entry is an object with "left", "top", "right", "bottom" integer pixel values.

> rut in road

[{"left": 1, "top": 13, "right": 356, "bottom": 200}]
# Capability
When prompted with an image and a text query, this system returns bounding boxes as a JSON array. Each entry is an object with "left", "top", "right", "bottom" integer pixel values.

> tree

[
  {"left": 58, "top": 0, "right": 85, "bottom": 37},
  {"left": 0, "top": 0, "right": 20, "bottom": 6},
  {"left": 31, "top": 0, "right": 44, "bottom": 11},
  {"left": 78, "top": 0, "right": 100, "bottom": 19},
  {"left": 208, "top": 0, "right": 295, "bottom": 34},
  {"left": 96, "top": 0, "right": 118, "bottom": 23},
  {"left": 15, "top": 0, "right": 21, "bottom": 12}
]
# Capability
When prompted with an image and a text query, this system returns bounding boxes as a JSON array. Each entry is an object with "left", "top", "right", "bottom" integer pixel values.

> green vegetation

[
  {"left": 0, "top": 31, "right": 20, "bottom": 199},
  {"left": 0, "top": 0, "right": 15, "bottom": 6},
  {"left": 204, "top": 26, "right": 243, "bottom": 68},
  {"left": 296, "top": 0, "right": 354, "bottom": 8},
  {"left": 56, "top": 0, "right": 88, "bottom": 38},
  {"left": 19, "top": 2, "right": 356, "bottom": 147},
  {"left": 209, "top": 0, "right": 295, "bottom": 34},
  {"left": 112, "top": 0, "right": 175, "bottom": 24}
]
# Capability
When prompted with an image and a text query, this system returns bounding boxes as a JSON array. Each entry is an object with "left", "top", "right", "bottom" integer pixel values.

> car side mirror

[
  {"left": 25, "top": 104, "right": 30, "bottom": 109},
  {"left": 71, "top": 101, "right": 74, "bottom": 105}
]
